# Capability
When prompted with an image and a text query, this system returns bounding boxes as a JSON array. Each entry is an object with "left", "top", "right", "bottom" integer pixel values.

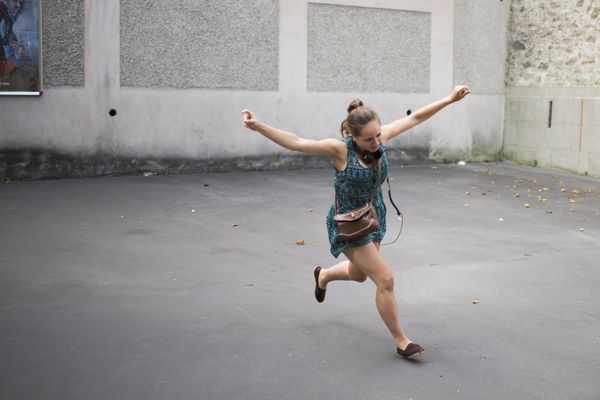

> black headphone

[{"left": 352, "top": 141, "right": 382, "bottom": 164}]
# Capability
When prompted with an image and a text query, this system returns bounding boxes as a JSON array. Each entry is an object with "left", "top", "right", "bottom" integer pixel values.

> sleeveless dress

[{"left": 326, "top": 136, "right": 388, "bottom": 258}]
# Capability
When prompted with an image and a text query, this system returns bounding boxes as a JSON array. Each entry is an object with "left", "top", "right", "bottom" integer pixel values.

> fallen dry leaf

[
  {"left": 472, "top": 298, "right": 480, "bottom": 304},
  {"left": 296, "top": 239, "right": 305, "bottom": 245}
]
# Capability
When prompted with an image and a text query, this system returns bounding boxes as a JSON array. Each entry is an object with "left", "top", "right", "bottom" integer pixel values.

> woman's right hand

[{"left": 241, "top": 109, "right": 259, "bottom": 131}]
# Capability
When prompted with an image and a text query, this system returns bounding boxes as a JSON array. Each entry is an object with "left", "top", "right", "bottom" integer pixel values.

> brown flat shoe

[
  {"left": 314, "top": 266, "right": 326, "bottom": 303},
  {"left": 396, "top": 343, "right": 425, "bottom": 359}
]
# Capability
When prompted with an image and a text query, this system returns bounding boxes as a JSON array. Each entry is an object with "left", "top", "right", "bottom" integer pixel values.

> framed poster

[{"left": 0, "top": 0, "right": 41, "bottom": 95}]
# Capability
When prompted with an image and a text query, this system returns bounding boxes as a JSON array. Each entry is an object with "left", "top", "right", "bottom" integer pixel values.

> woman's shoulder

[{"left": 340, "top": 135, "right": 354, "bottom": 148}]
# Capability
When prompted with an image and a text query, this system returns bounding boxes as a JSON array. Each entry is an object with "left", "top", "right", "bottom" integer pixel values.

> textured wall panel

[
  {"left": 120, "top": 0, "right": 278, "bottom": 89},
  {"left": 507, "top": 0, "right": 600, "bottom": 86},
  {"left": 453, "top": 0, "right": 508, "bottom": 94},
  {"left": 307, "top": 4, "right": 431, "bottom": 93},
  {"left": 42, "top": 0, "right": 85, "bottom": 87}
]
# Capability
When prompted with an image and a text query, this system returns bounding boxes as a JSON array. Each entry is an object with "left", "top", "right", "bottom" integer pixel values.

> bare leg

[
  {"left": 318, "top": 259, "right": 367, "bottom": 289},
  {"left": 344, "top": 242, "right": 413, "bottom": 351}
]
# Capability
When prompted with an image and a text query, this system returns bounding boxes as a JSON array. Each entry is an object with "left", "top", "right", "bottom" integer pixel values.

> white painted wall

[
  {"left": 504, "top": 87, "right": 600, "bottom": 176},
  {"left": 0, "top": 0, "right": 509, "bottom": 178}
]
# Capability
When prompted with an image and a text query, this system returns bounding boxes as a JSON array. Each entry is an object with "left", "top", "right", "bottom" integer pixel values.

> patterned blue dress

[{"left": 326, "top": 136, "right": 388, "bottom": 257}]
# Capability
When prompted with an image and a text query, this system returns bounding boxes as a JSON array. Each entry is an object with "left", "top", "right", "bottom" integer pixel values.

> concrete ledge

[{"left": 0, "top": 148, "right": 434, "bottom": 180}]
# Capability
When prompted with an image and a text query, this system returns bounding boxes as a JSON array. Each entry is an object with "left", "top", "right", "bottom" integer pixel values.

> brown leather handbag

[
  {"left": 334, "top": 164, "right": 381, "bottom": 242},
  {"left": 334, "top": 202, "right": 379, "bottom": 242}
]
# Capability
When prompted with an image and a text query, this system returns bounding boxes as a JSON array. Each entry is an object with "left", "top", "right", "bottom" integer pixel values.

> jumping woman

[{"left": 241, "top": 85, "right": 471, "bottom": 359}]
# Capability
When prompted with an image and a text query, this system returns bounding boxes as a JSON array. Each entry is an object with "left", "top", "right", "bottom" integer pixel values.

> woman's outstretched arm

[
  {"left": 241, "top": 109, "right": 345, "bottom": 158},
  {"left": 381, "top": 85, "right": 471, "bottom": 144}
]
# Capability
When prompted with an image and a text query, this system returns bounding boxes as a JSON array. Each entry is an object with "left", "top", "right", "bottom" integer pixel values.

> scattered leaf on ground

[
  {"left": 296, "top": 239, "right": 305, "bottom": 245},
  {"left": 472, "top": 298, "right": 480, "bottom": 304}
]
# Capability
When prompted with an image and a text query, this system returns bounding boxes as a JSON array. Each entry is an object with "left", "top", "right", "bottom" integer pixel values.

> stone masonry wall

[{"left": 506, "top": 0, "right": 600, "bottom": 86}]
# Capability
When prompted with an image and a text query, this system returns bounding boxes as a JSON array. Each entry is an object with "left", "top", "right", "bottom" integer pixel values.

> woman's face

[{"left": 355, "top": 119, "right": 382, "bottom": 153}]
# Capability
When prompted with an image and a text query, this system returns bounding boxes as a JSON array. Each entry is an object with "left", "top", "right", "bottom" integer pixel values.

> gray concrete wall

[
  {"left": 0, "top": 0, "right": 509, "bottom": 179},
  {"left": 120, "top": 0, "right": 279, "bottom": 90},
  {"left": 504, "top": 0, "right": 600, "bottom": 177},
  {"left": 42, "top": 0, "right": 85, "bottom": 87},
  {"left": 451, "top": 0, "right": 509, "bottom": 160},
  {"left": 307, "top": 4, "right": 431, "bottom": 93}
]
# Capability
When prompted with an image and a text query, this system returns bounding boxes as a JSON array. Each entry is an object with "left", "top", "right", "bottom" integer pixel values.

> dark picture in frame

[{"left": 0, "top": 0, "right": 41, "bottom": 96}]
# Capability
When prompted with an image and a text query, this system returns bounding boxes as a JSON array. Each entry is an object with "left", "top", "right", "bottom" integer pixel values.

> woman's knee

[{"left": 376, "top": 274, "right": 395, "bottom": 291}]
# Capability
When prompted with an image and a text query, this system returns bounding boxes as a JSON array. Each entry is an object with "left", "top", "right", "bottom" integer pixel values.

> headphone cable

[{"left": 381, "top": 176, "right": 403, "bottom": 246}]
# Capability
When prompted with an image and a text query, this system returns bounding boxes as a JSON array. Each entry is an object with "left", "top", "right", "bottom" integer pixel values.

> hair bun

[{"left": 347, "top": 99, "right": 364, "bottom": 114}]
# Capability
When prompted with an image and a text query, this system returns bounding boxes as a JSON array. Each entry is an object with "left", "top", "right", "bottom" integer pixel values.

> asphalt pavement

[{"left": 1, "top": 162, "right": 599, "bottom": 400}]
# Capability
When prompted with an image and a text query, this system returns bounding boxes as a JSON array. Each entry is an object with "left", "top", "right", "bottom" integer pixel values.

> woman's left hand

[{"left": 449, "top": 85, "right": 471, "bottom": 103}]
